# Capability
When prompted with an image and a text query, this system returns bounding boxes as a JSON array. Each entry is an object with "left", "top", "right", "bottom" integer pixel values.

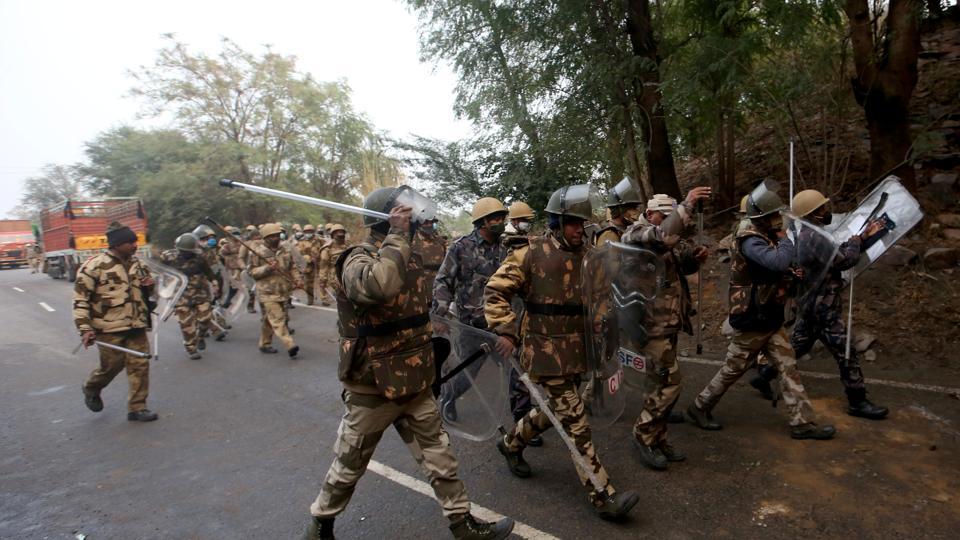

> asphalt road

[{"left": 1, "top": 267, "right": 958, "bottom": 539}]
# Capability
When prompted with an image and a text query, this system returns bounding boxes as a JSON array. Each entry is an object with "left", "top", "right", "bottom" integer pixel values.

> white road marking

[
  {"left": 292, "top": 301, "right": 338, "bottom": 313},
  {"left": 12, "top": 286, "right": 24, "bottom": 292},
  {"left": 28, "top": 385, "right": 67, "bottom": 396},
  {"left": 38, "top": 302, "right": 56, "bottom": 312},
  {"left": 366, "top": 460, "right": 559, "bottom": 540},
  {"left": 679, "top": 356, "right": 960, "bottom": 395}
]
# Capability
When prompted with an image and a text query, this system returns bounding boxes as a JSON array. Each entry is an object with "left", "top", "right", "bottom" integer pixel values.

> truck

[
  {"left": 40, "top": 198, "right": 149, "bottom": 281},
  {"left": 0, "top": 219, "right": 35, "bottom": 269}
]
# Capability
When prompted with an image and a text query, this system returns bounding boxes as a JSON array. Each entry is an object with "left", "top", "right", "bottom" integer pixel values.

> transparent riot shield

[
  {"left": 785, "top": 216, "right": 840, "bottom": 313},
  {"left": 582, "top": 242, "right": 662, "bottom": 428},
  {"left": 432, "top": 315, "right": 509, "bottom": 442},
  {"left": 141, "top": 257, "right": 188, "bottom": 360},
  {"left": 830, "top": 175, "right": 924, "bottom": 278},
  {"left": 214, "top": 268, "right": 249, "bottom": 323}
]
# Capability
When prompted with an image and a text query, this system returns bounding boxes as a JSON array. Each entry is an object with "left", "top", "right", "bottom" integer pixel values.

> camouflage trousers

[
  {"left": 259, "top": 300, "right": 295, "bottom": 350},
  {"left": 174, "top": 301, "right": 212, "bottom": 353},
  {"left": 310, "top": 389, "right": 471, "bottom": 522},
  {"left": 506, "top": 376, "right": 614, "bottom": 503},
  {"left": 633, "top": 334, "right": 682, "bottom": 446},
  {"left": 302, "top": 271, "right": 316, "bottom": 305},
  {"left": 83, "top": 329, "right": 150, "bottom": 412},
  {"left": 695, "top": 327, "right": 815, "bottom": 427},
  {"left": 791, "top": 292, "right": 865, "bottom": 391}
]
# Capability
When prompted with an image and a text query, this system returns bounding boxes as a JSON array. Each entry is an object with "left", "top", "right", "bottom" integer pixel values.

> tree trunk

[
  {"left": 624, "top": 0, "right": 681, "bottom": 199},
  {"left": 724, "top": 111, "right": 736, "bottom": 208},
  {"left": 844, "top": 0, "right": 922, "bottom": 188}
]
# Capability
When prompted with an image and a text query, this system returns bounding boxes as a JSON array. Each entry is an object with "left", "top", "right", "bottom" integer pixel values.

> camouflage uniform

[
  {"left": 791, "top": 234, "right": 866, "bottom": 392},
  {"left": 620, "top": 205, "right": 699, "bottom": 446},
  {"left": 199, "top": 247, "right": 228, "bottom": 332},
  {"left": 239, "top": 236, "right": 260, "bottom": 313},
  {"left": 310, "top": 228, "right": 472, "bottom": 523},
  {"left": 161, "top": 249, "right": 216, "bottom": 354},
  {"left": 248, "top": 240, "right": 300, "bottom": 351},
  {"left": 74, "top": 251, "right": 153, "bottom": 413},
  {"left": 297, "top": 236, "right": 321, "bottom": 305},
  {"left": 317, "top": 238, "right": 349, "bottom": 303},
  {"left": 432, "top": 229, "right": 506, "bottom": 412},
  {"left": 485, "top": 232, "right": 617, "bottom": 505},
  {"left": 693, "top": 222, "right": 816, "bottom": 427},
  {"left": 218, "top": 237, "right": 244, "bottom": 305}
]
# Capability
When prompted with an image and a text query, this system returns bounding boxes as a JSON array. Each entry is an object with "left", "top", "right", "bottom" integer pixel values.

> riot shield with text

[
  {"left": 433, "top": 315, "right": 509, "bottom": 442},
  {"left": 830, "top": 176, "right": 924, "bottom": 277},
  {"left": 214, "top": 268, "right": 249, "bottom": 323},
  {"left": 582, "top": 242, "right": 662, "bottom": 427},
  {"left": 785, "top": 216, "right": 840, "bottom": 313}
]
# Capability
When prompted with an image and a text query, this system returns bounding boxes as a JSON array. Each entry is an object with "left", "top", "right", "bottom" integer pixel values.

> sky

[{"left": 0, "top": 0, "right": 472, "bottom": 218}]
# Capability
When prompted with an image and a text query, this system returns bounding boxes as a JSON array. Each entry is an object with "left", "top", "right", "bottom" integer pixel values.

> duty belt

[
  {"left": 356, "top": 313, "right": 430, "bottom": 337},
  {"left": 524, "top": 302, "right": 584, "bottom": 316}
]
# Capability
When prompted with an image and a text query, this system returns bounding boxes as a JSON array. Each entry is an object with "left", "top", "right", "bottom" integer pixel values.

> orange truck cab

[{"left": 0, "top": 220, "right": 35, "bottom": 269}]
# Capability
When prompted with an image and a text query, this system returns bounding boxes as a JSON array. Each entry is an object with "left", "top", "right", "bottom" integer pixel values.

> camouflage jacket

[
  {"left": 335, "top": 229, "right": 434, "bottom": 399},
  {"left": 485, "top": 232, "right": 588, "bottom": 378},
  {"left": 160, "top": 249, "right": 215, "bottom": 306},
  {"left": 296, "top": 237, "right": 321, "bottom": 272},
  {"left": 622, "top": 212, "right": 699, "bottom": 336},
  {"left": 413, "top": 228, "right": 447, "bottom": 277},
  {"left": 73, "top": 250, "right": 153, "bottom": 334},
  {"left": 432, "top": 228, "right": 506, "bottom": 328},
  {"left": 796, "top": 228, "right": 862, "bottom": 307},
  {"left": 728, "top": 222, "right": 796, "bottom": 331},
  {"left": 218, "top": 238, "right": 243, "bottom": 270},
  {"left": 318, "top": 240, "right": 350, "bottom": 289},
  {"left": 247, "top": 241, "right": 301, "bottom": 303}
]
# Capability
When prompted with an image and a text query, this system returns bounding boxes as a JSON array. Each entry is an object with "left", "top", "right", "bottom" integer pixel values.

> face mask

[
  {"left": 488, "top": 223, "right": 506, "bottom": 237},
  {"left": 303, "top": 233, "right": 313, "bottom": 239},
  {"left": 820, "top": 211, "right": 833, "bottom": 225},
  {"left": 334, "top": 234, "right": 346, "bottom": 243},
  {"left": 422, "top": 222, "right": 436, "bottom": 233},
  {"left": 294, "top": 232, "right": 303, "bottom": 240},
  {"left": 280, "top": 232, "right": 287, "bottom": 241},
  {"left": 517, "top": 221, "right": 531, "bottom": 233},
  {"left": 622, "top": 208, "right": 641, "bottom": 224},
  {"left": 206, "top": 237, "right": 217, "bottom": 248},
  {"left": 265, "top": 237, "right": 281, "bottom": 248}
]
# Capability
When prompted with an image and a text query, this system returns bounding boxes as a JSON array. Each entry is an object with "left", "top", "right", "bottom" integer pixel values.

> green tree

[{"left": 12, "top": 164, "right": 84, "bottom": 219}]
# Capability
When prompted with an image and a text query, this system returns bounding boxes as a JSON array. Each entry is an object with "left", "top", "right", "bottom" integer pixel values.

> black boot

[
  {"left": 496, "top": 438, "right": 531, "bottom": 478},
  {"left": 449, "top": 514, "right": 514, "bottom": 540},
  {"left": 127, "top": 409, "right": 159, "bottom": 422},
  {"left": 791, "top": 422, "right": 836, "bottom": 440},
  {"left": 83, "top": 386, "right": 103, "bottom": 412},
  {"left": 593, "top": 490, "right": 639, "bottom": 520},
  {"left": 632, "top": 437, "right": 668, "bottom": 470},
  {"left": 657, "top": 441, "right": 686, "bottom": 462},
  {"left": 846, "top": 388, "right": 889, "bottom": 420},
  {"left": 304, "top": 516, "right": 334, "bottom": 540},
  {"left": 750, "top": 375, "right": 774, "bottom": 401},
  {"left": 687, "top": 403, "right": 722, "bottom": 430}
]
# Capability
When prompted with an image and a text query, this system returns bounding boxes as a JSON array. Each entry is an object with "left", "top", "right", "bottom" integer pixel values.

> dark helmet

[
  {"left": 362, "top": 187, "right": 399, "bottom": 228},
  {"left": 175, "top": 233, "right": 202, "bottom": 254},
  {"left": 745, "top": 179, "right": 785, "bottom": 219},
  {"left": 545, "top": 184, "right": 594, "bottom": 220}
]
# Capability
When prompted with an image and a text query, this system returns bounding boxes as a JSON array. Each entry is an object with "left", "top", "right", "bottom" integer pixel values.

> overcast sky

[{"left": 0, "top": 0, "right": 471, "bottom": 218}]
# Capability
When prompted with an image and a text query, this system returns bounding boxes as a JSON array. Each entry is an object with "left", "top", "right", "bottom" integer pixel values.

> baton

[
  {"left": 857, "top": 192, "right": 889, "bottom": 235},
  {"left": 72, "top": 340, "right": 152, "bottom": 359},
  {"left": 695, "top": 199, "right": 704, "bottom": 355},
  {"left": 439, "top": 344, "right": 491, "bottom": 385},
  {"left": 219, "top": 179, "right": 390, "bottom": 220}
]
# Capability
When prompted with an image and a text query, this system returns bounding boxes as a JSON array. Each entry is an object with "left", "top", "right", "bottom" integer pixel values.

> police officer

[
  {"left": 218, "top": 226, "right": 245, "bottom": 308},
  {"left": 504, "top": 201, "right": 535, "bottom": 237},
  {"left": 485, "top": 185, "right": 639, "bottom": 520},
  {"left": 620, "top": 188, "right": 710, "bottom": 469},
  {"left": 305, "top": 188, "right": 514, "bottom": 540},
  {"left": 75, "top": 222, "right": 157, "bottom": 422},
  {"left": 193, "top": 223, "right": 230, "bottom": 333},
  {"left": 432, "top": 198, "right": 509, "bottom": 420},
  {"left": 415, "top": 218, "right": 448, "bottom": 284},
  {"left": 240, "top": 225, "right": 261, "bottom": 314},
  {"left": 316, "top": 224, "right": 349, "bottom": 306},
  {"left": 789, "top": 189, "right": 889, "bottom": 419},
  {"left": 687, "top": 181, "right": 836, "bottom": 440},
  {"left": 248, "top": 223, "right": 301, "bottom": 358},
  {"left": 595, "top": 177, "right": 643, "bottom": 246},
  {"left": 298, "top": 224, "right": 321, "bottom": 305},
  {"left": 162, "top": 233, "right": 225, "bottom": 360}
]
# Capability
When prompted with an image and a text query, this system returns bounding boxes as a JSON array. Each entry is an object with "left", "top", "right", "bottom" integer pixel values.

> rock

[
  {"left": 854, "top": 332, "right": 877, "bottom": 353},
  {"left": 931, "top": 172, "right": 958, "bottom": 187},
  {"left": 923, "top": 247, "right": 960, "bottom": 269},
  {"left": 864, "top": 350, "right": 877, "bottom": 362},
  {"left": 936, "top": 213, "right": 960, "bottom": 228},
  {"left": 877, "top": 245, "right": 918, "bottom": 266},
  {"left": 943, "top": 229, "right": 960, "bottom": 241}
]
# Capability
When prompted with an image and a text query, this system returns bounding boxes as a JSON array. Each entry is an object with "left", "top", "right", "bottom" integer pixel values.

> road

[{"left": 1, "top": 267, "right": 958, "bottom": 539}]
